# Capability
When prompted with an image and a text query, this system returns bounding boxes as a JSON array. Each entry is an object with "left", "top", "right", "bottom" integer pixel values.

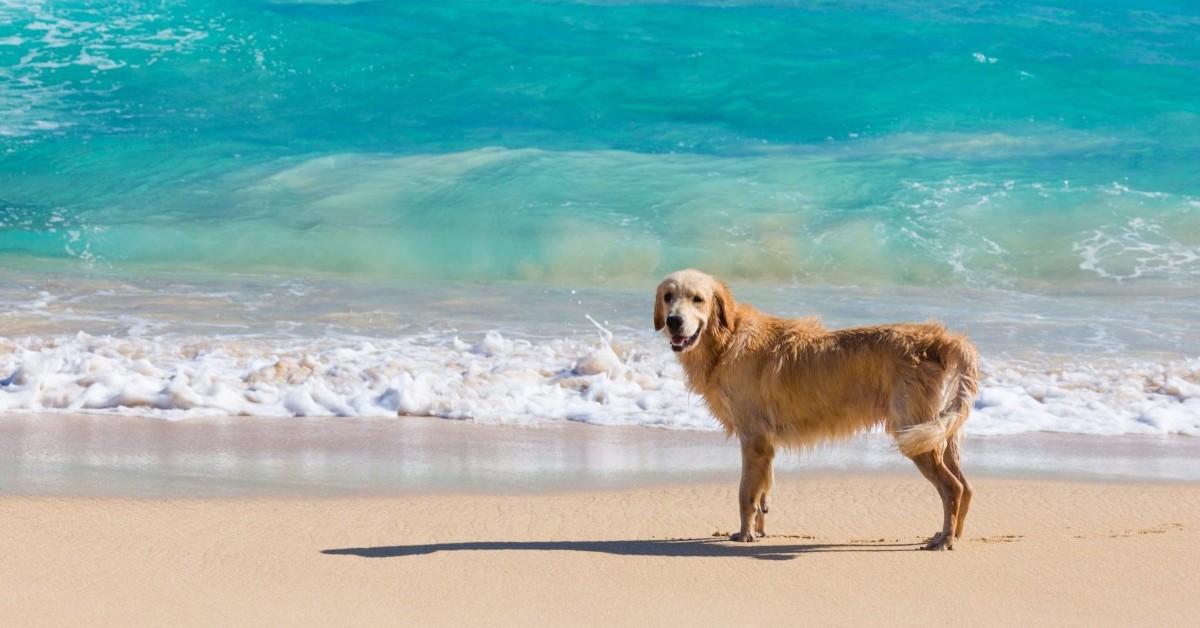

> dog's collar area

[{"left": 670, "top": 328, "right": 701, "bottom": 352}]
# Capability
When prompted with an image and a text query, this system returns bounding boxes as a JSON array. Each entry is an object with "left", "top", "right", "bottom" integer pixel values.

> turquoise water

[
  {"left": 1, "top": 1, "right": 1198, "bottom": 436},
  {"left": 2, "top": 0, "right": 1198, "bottom": 288}
]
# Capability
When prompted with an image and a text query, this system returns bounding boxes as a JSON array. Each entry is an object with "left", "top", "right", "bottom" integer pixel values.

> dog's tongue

[{"left": 670, "top": 335, "right": 688, "bottom": 347}]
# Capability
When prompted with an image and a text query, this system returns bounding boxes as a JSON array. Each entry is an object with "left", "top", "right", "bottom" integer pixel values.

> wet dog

[{"left": 654, "top": 269, "right": 979, "bottom": 549}]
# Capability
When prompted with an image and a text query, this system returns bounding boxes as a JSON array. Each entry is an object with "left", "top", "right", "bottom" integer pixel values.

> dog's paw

[
  {"left": 921, "top": 532, "right": 954, "bottom": 551},
  {"left": 729, "top": 531, "right": 758, "bottom": 543}
]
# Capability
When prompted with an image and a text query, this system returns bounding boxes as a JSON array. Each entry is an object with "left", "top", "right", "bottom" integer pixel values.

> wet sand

[{"left": 2, "top": 413, "right": 1199, "bottom": 498}]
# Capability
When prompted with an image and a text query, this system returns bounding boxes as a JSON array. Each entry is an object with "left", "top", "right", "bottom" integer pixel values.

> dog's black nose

[{"left": 666, "top": 315, "right": 684, "bottom": 332}]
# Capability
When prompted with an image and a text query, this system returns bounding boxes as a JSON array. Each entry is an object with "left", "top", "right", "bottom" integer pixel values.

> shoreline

[{"left": 2, "top": 412, "right": 1198, "bottom": 498}]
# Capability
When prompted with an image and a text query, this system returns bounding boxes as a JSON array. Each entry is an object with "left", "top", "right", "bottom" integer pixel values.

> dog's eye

[
  {"left": 663, "top": 292, "right": 673, "bottom": 304},
  {"left": 693, "top": 296, "right": 703, "bottom": 304}
]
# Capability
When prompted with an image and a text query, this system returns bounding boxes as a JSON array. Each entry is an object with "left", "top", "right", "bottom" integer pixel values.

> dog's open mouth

[{"left": 669, "top": 328, "right": 701, "bottom": 352}]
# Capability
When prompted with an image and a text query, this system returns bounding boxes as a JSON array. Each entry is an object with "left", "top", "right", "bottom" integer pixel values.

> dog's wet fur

[{"left": 654, "top": 269, "right": 979, "bottom": 550}]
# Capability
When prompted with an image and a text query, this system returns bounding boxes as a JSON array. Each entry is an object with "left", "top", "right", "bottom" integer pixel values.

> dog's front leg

[{"left": 732, "top": 433, "right": 774, "bottom": 542}]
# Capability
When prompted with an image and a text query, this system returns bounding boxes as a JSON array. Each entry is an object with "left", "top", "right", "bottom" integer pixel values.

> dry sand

[{"left": 3, "top": 475, "right": 1198, "bottom": 627}]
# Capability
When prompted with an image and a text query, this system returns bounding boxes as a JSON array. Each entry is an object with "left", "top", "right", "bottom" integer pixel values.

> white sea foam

[
  {"left": 973, "top": 358, "right": 1200, "bottom": 436},
  {"left": 0, "top": 328, "right": 713, "bottom": 429},
  {"left": 1, "top": 273, "right": 1196, "bottom": 436},
  {"left": 1, "top": 326, "right": 1196, "bottom": 437},
  {"left": 1075, "top": 216, "right": 1200, "bottom": 283}
]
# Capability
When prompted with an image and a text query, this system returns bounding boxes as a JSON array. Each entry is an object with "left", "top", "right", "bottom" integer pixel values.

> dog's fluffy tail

[{"left": 894, "top": 337, "right": 979, "bottom": 458}]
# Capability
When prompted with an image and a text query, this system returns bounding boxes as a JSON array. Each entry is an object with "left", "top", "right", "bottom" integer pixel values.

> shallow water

[{"left": 4, "top": 414, "right": 1199, "bottom": 497}]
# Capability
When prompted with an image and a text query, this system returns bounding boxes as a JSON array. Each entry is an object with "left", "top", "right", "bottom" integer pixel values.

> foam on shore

[{"left": 2, "top": 325, "right": 1197, "bottom": 437}]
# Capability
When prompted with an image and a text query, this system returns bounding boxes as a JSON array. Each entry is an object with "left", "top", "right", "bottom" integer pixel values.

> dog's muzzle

[{"left": 669, "top": 328, "right": 701, "bottom": 352}]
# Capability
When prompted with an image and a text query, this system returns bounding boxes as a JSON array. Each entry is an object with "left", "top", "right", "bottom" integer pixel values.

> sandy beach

[
  {"left": 4, "top": 476, "right": 1198, "bottom": 627},
  {"left": 2, "top": 414, "right": 1198, "bottom": 627}
]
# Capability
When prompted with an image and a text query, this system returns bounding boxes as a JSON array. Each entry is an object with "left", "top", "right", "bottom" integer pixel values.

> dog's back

[{"left": 704, "top": 306, "right": 978, "bottom": 454}]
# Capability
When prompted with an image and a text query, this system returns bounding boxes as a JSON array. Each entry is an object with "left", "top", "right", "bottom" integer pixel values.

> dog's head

[{"left": 653, "top": 269, "right": 734, "bottom": 353}]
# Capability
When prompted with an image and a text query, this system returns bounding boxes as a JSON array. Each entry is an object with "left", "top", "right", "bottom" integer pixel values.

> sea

[{"left": 2, "top": 0, "right": 1198, "bottom": 442}]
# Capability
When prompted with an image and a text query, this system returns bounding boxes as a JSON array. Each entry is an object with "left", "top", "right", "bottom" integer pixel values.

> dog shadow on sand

[{"left": 322, "top": 537, "right": 922, "bottom": 561}]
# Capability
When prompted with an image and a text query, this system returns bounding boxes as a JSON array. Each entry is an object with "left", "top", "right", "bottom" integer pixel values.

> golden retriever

[{"left": 654, "top": 269, "right": 979, "bottom": 550}]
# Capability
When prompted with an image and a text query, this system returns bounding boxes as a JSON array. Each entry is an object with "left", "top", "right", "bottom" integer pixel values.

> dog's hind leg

[
  {"left": 910, "top": 449, "right": 963, "bottom": 551},
  {"left": 732, "top": 434, "right": 774, "bottom": 542},
  {"left": 943, "top": 436, "right": 972, "bottom": 539}
]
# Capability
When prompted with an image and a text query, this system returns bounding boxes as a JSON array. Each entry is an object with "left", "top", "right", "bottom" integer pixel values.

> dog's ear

[
  {"left": 653, "top": 283, "right": 667, "bottom": 331},
  {"left": 712, "top": 280, "right": 735, "bottom": 331}
]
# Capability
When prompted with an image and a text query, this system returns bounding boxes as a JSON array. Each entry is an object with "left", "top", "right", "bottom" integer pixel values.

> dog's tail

[{"left": 894, "top": 335, "right": 979, "bottom": 458}]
